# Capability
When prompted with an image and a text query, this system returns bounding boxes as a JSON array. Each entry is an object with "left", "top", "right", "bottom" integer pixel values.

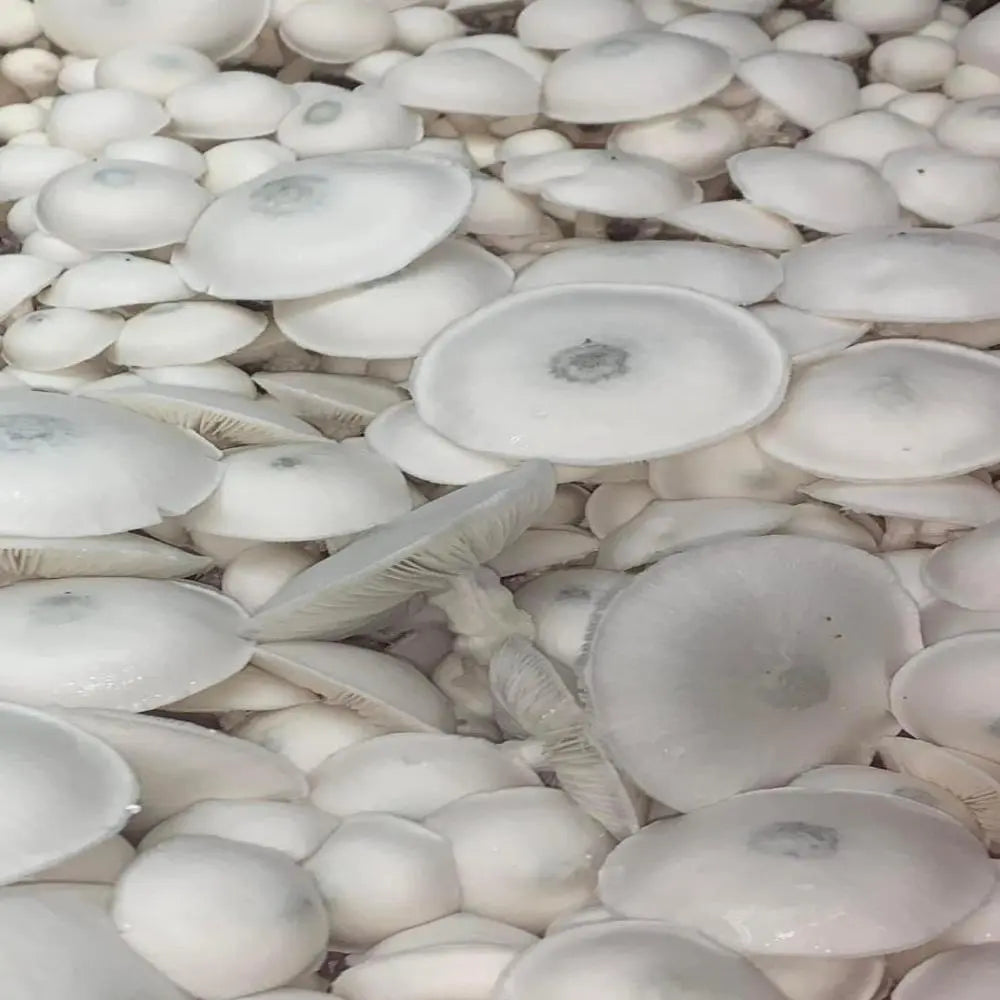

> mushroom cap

[
  {"left": 668, "top": 10, "right": 772, "bottom": 59},
  {"left": 895, "top": 943, "right": 1000, "bottom": 1000},
  {"left": 35, "top": 158, "right": 212, "bottom": 252},
  {"left": 890, "top": 633, "right": 1000, "bottom": 763},
  {"left": 245, "top": 461, "right": 556, "bottom": 642},
  {"left": 752, "top": 955, "right": 886, "bottom": 1000},
  {"left": 0, "top": 145, "right": 87, "bottom": 201},
  {"left": 2, "top": 307, "right": 123, "bottom": 372},
  {"left": 924, "top": 520, "right": 1000, "bottom": 611},
  {"left": 0, "top": 889, "right": 189, "bottom": 1000},
  {"left": 38, "top": 253, "right": 194, "bottom": 310},
  {"left": 513, "top": 240, "right": 780, "bottom": 304},
  {"left": 800, "top": 110, "right": 938, "bottom": 170},
  {"left": 278, "top": 0, "right": 395, "bottom": 63},
  {"left": 427, "top": 32, "right": 551, "bottom": 83},
  {"left": 755, "top": 340, "right": 1000, "bottom": 481},
  {"left": 25, "top": 834, "right": 135, "bottom": 886},
  {"left": 778, "top": 228, "right": 1000, "bottom": 323},
  {"left": 515, "top": 0, "right": 651, "bottom": 51},
  {"left": 93, "top": 42, "right": 219, "bottom": 99},
  {"left": 34, "top": 0, "right": 269, "bottom": 57},
  {"left": 664, "top": 199, "right": 803, "bottom": 252},
  {"left": 773, "top": 18, "right": 871, "bottom": 59},
  {"left": 45, "top": 89, "right": 170, "bottom": 158},
  {"left": 166, "top": 663, "right": 317, "bottom": 713},
  {"left": 367, "top": 913, "right": 538, "bottom": 957},
  {"left": 750, "top": 303, "right": 868, "bottom": 366},
  {"left": 184, "top": 441, "right": 411, "bottom": 541},
  {"left": 0, "top": 389, "right": 220, "bottom": 536},
  {"left": 542, "top": 30, "right": 733, "bottom": 124},
  {"left": 737, "top": 51, "right": 859, "bottom": 130},
  {"left": 252, "top": 641, "right": 456, "bottom": 733},
  {"left": 832, "top": 0, "right": 939, "bottom": 34},
  {"left": 425, "top": 786, "right": 615, "bottom": 933},
  {"left": 173, "top": 152, "right": 473, "bottom": 301},
  {"left": 112, "top": 834, "right": 329, "bottom": 999},
  {"left": 600, "top": 787, "right": 994, "bottom": 957},
  {"left": 410, "top": 284, "right": 788, "bottom": 466},
  {"left": 51, "top": 708, "right": 308, "bottom": 835},
  {"left": 305, "top": 812, "right": 462, "bottom": 948},
  {"left": 0, "top": 577, "right": 252, "bottom": 711},
  {"left": 310, "top": 732, "right": 539, "bottom": 819},
  {"left": 494, "top": 920, "right": 787, "bottom": 1000},
  {"left": 0, "top": 255, "right": 62, "bottom": 320},
  {"left": 0, "top": 702, "right": 137, "bottom": 885},
  {"left": 727, "top": 147, "right": 901, "bottom": 235},
  {"left": 584, "top": 535, "right": 920, "bottom": 811},
  {"left": 274, "top": 238, "right": 513, "bottom": 360}
]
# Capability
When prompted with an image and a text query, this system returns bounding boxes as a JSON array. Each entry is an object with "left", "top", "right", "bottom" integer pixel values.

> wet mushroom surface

[{"left": 6, "top": 2, "right": 1000, "bottom": 998}]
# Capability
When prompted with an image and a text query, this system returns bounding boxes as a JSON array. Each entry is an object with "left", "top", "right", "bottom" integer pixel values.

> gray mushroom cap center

[
  {"left": 0, "top": 415, "right": 77, "bottom": 452},
  {"left": 548, "top": 340, "right": 630, "bottom": 385},
  {"left": 747, "top": 820, "right": 840, "bottom": 859}
]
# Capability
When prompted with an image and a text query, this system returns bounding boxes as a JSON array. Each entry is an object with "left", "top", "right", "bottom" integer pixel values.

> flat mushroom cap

[
  {"left": 663, "top": 199, "right": 803, "bottom": 252},
  {"left": 0, "top": 702, "right": 137, "bottom": 885},
  {"left": 34, "top": 0, "right": 269, "bottom": 57},
  {"left": 0, "top": 889, "right": 189, "bottom": 1000},
  {"left": 493, "top": 920, "right": 787, "bottom": 1000},
  {"left": 755, "top": 340, "right": 1000, "bottom": 482},
  {"left": 778, "top": 228, "right": 1000, "bottom": 323},
  {"left": 410, "top": 284, "right": 789, "bottom": 466},
  {"left": 245, "top": 461, "right": 556, "bottom": 642},
  {"left": 599, "top": 788, "right": 994, "bottom": 957},
  {"left": 173, "top": 152, "right": 474, "bottom": 301},
  {"left": 584, "top": 535, "right": 921, "bottom": 811},
  {"left": 924, "top": 520, "right": 1000, "bottom": 611},
  {"left": 895, "top": 943, "right": 1000, "bottom": 1000},
  {"left": 513, "top": 240, "right": 781, "bottom": 305},
  {"left": 0, "top": 389, "right": 220, "bottom": 537},
  {"left": 542, "top": 31, "right": 734, "bottom": 124}
]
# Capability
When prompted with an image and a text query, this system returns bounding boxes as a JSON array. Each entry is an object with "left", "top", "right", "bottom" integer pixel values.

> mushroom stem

[
  {"left": 498, "top": 736, "right": 549, "bottom": 772},
  {"left": 432, "top": 651, "right": 500, "bottom": 740}
]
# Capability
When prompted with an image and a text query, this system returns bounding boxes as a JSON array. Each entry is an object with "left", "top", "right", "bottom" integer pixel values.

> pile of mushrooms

[{"left": 8, "top": 0, "right": 1000, "bottom": 997}]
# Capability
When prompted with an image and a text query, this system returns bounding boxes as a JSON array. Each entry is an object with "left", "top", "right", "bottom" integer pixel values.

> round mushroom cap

[
  {"left": 425, "top": 786, "right": 616, "bottom": 933},
  {"left": 778, "top": 228, "right": 1000, "bottom": 323},
  {"left": 750, "top": 303, "right": 868, "bottom": 365},
  {"left": 305, "top": 812, "right": 462, "bottom": 948},
  {"left": 45, "top": 89, "right": 170, "bottom": 158},
  {"left": 0, "top": 389, "right": 220, "bottom": 537},
  {"left": 39, "top": 253, "right": 194, "bottom": 310},
  {"left": 0, "top": 146, "right": 89, "bottom": 202},
  {"left": 35, "top": 159, "right": 212, "bottom": 253},
  {"left": 584, "top": 535, "right": 920, "bottom": 811},
  {"left": 513, "top": 240, "right": 780, "bottom": 304},
  {"left": 727, "top": 147, "right": 901, "bottom": 235},
  {"left": 600, "top": 787, "right": 994, "bottom": 957},
  {"left": 93, "top": 42, "right": 218, "bottom": 99},
  {"left": 2, "top": 307, "right": 123, "bottom": 373},
  {"left": 0, "top": 254, "right": 63, "bottom": 320},
  {"left": 668, "top": 11, "right": 772, "bottom": 59},
  {"left": 936, "top": 96, "right": 1000, "bottom": 158},
  {"left": 542, "top": 30, "right": 733, "bottom": 124},
  {"left": 278, "top": 0, "right": 395, "bottom": 63},
  {"left": 832, "top": 0, "right": 938, "bottom": 34},
  {"left": 34, "top": 0, "right": 269, "bottom": 57},
  {"left": 411, "top": 283, "right": 788, "bottom": 466},
  {"left": 516, "top": 0, "right": 650, "bottom": 51},
  {"left": 896, "top": 943, "right": 1000, "bottom": 1000},
  {"left": 173, "top": 152, "right": 473, "bottom": 301},
  {"left": 495, "top": 920, "right": 787, "bottom": 1000},
  {"left": 924, "top": 520, "right": 1000, "bottom": 612},
  {"left": 0, "top": 702, "right": 137, "bottom": 885},
  {"left": 959, "top": 5, "right": 1000, "bottom": 76},
  {"left": 166, "top": 663, "right": 318, "bottom": 712},
  {"left": 309, "top": 732, "right": 538, "bottom": 819},
  {"left": 756, "top": 340, "right": 1000, "bottom": 481},
  {"left": 800, "top": 110, "right": 938, "bottom": 169},
  {"left": 274, "top": 239, "right": 513, "bottom": 360},
  {"left": 112, "top": 834, "right": 329, "bottom": 999},
  {"left": 774, "top": 18, "right": 871, "bottom": 59}
]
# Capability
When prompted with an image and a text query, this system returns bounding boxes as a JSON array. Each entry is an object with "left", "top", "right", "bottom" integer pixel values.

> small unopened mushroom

[
  {"left": 45, "top": 88, "right": 169, "bottom": 156},
  {"left": 278, "top": 0, "right": 395, "bottom": 63},
  {"left": 166, "top": 71, "right": 297, "bottom": 140},
  {"left": 516, "top": 0, "right": 649, "bottom": 51},
  {"left": 112, "top": 834, "right": 329, "bottom": 999},
  {"left": 93, "top": 42, "right": 218, "bottom": 99},
  {"left": 202, "top": 139, "right": 297, "bottom": 195},
  {"left": 2, "top": 306, "right": 123, "bottom": 372},
  {"left": 39, "top": 253, "right": 194, "bottom": 310}
]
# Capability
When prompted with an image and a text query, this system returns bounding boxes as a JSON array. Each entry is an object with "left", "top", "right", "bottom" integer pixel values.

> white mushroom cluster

[{"left": 5, "top": 1, "right": 1000, "bottom": 998}]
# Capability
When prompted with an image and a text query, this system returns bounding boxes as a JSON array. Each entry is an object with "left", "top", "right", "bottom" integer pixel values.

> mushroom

[
  {"left": 93, "top": 42, "right": 219, "bottom": 99},
  {"left": 364, "top": 913, "right": 538, "bottom": 958},
  {"left": 167, "top": 71, "right": 298, "bottom": 141},
  {"left": 599, "top": 787, "right": 994, "bottom": 957},
  {"left": 44, "top": 89, "right": 169, "bottom": 157},
  {"left": 165, "top": 664, "right": 318, "bottom": 714},
  {"left": 112, "top": 834, "right": 329, "bottom": 999},
  {"left": 894, "top": 944, "right": 1000, "bottom": 1000},
  {"left": 103, "top": 136, "right": 207, "bottom": 177},
  {"left": 584, "top": 535, "right": 920, "bottom": 810},
  {"left": 277, "top": 0, "right": 396, "bottom": 64},
  {"left": 923, "top": 519, "right": 1000, "bottom": 610},
  {"left": 664, "top": 198, "right": 803, "bottom": 251},
  {"left": 801, "top": 110, "right": 938, "bottom": 168},
  {"left": 310, "top": 731, "right": 538, "bottom": 819},
  {"left": 2, "top": 307, "right": 124, "bottom": 372},
  {"left": 0, "top": 254, "right": 62, "bottom": 318},
  {"left": 173, "top": 152, "right": 474, "bottom": 301},
  {"left": 0, "top": 144, "right": 86, "bottom": 200},
  {"left": 24, "top": 834, "right": 135, "bottom": 885},
  {"left": 750, "top": 303, "right": 869, "bottom": 366},
  {"left": 38, "top": 253, "right": 195, "bottom": 310},
  {"left": 515, "top": 0, "right": 650, "bottom": 51},
  {"left": 489, "top": 526, "right": 599, "bottom": 576}
]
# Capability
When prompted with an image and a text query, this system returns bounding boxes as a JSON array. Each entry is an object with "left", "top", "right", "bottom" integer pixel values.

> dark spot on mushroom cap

[
  {"left": 93, "top": 167, "right": 136, "bottom": 188},
  {"left": 249, "top": 175, "right": 329, "bottom": 216},
  {"left": 30, "top": 591, "right": 95, "bottom": 625},
  {"left": 548, "top": 340, "right": 630, "bottom": 385},
  {"left": 869, "top": 370, "right": 917, "bottom": 410},
  {"left": 756, "top": 662, "right": 830, "bottom": 711},
  {"left": 556, "top": 585, "right": 592, "bottom": 601},
  {"left": 304, "top": 100, "right": 343, "bottom": 126},
  {"left": 596, "top": 38, "right": 640, "bottom": 57},
  {"left": 270, "top": 456, "right": 304, "bottom": 470},
  {"left": 0, "top": 414, "right": 77, "bottom": 452},
  {"left": 747, "top": 820, "right": 840, "bottom": 859}
]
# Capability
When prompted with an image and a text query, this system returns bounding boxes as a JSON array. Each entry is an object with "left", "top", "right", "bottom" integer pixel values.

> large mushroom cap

[
  {"left": 599, "top": 788, "right": 994, "bottom": 957},
  {"left": 0, "top": 389, "right": 220, "bottom": 536},
  {"left": 494, "top": 919, "right": 787, "bottom": 1000},
  {"left": 895, "top": 943, "right": 1000, "bottom": 1000},
  {"left": 0, "top": 702, "right": 137, "bottom": 885},
  {"left": 584, "top": 535, "right": 920, "bottom": 811},
  {"left": 411, "top": 283, "right": 788, "bottom": 466},
  {"left": 173, "top": 152, "right": 474, "bottom": 301}
]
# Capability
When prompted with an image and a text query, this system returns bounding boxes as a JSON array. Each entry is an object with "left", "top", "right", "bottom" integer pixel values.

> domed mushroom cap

[
  {"left": 755, "top": 340, "right": 1000, "bottom": 481},
  {"left": 727, "top": 147, "right": 901, "bottom": 235},
  {"left": 599, "top": 788, "right": 994, "bottom": 957},
  {"left": 173, "top": 152, "right": 474, "bottom": 301},
  {"left": 34, "top": 0, "right": 268, "bottom": 57},
  {"left": 2, "top": 307, "right": 124, "bottom": 373},
  {"left": 410, "top": 284, "right": 788, "bottom": 466},
  {"left": 668, "top": 10, "right": 773, "bottom": 59},
  {"left": 93, "top": 42, "right": 219, "bottom": 99},
  {"left": 584, "top": 535, "right": 920, "bottom": 811},
  {"left": 0, "top": 577, "right": 252, "bottom": 711},
  {"left": 0, "top": 255, "right": 63, "bottom": 320},
  {"left": 112, "top": 835, "right": 329, "bottom": 999},
  {"left": 184, "top": 441, "right": 411, "bottom": 542},
  {"left": 924, "top": 520, "right": 1000, "bottom": 611},
  {"left": 0, "top": 389, "right": 219, "bottom": 537},
  {"left": 895, "top": 943, "right": 1000, "bottom": 1000},
  {"left": 516, "top": 0, "right": 651, "bottom": 50},
  {"left": 778, "top": 228, "right": 1000, "bottom": 323},
  {"left": 0, "top": 702, "right": 137, "bottom": 885},
  {"left": 35, "top": 159, "right": 211, "bottom": 253},
  {"left": 513, "top": 240, "right": 781, "bottom": 305},
  {"left": 245, "top": 461, "right": 556, "bottom": 642},
  {"left": 958, "top": 4, "right": 1000, "bottom": 77},
  {"left": 310, "top": 732, "right": 538, "bottom": 819},
  {"left": 39, "top": 253, "right": 194, "bottom": 311},
  {"left": 274, "top": 238, "right": 513, "bottom": 360},
  {"left": 0, "top": 889, "right": 189, "bottom": 1000},
  {"left": 800, "top": 109, "right": 938, "bottom": 170},
  {"left": 542, "top": 30, "right": 733, "bottom": 124},
  {"left": 494, "top": 920, "right": 787, "bottom": 1000}
]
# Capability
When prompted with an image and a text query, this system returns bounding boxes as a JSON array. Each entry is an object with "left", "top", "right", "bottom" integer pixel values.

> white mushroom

[
  {"left": 39, "top": 253, "right": 195, "bottom": 310},
  {"left": 44, "top": 89, "right": 169, "bottom": 156},
  {"left": 277, "top": 0, "right": 395, "bottom": 63},
  {"left": 750, "top": 303, "right": 869, "bottom": 366},
  {"left": 165, "top": 664, "right": 318, "bottom": 714},
  {"left": 894, "top": 943, "right": 1000, "bottom": 1000},
  {"left": 93, "top": 43, "right": 219, "bottom": 99},
  {"left": 923, "top": 519, "right": 1000, "bottom": 610},
  {"left": 2, "top": 307, "right": 123, "bottom": 372}
]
